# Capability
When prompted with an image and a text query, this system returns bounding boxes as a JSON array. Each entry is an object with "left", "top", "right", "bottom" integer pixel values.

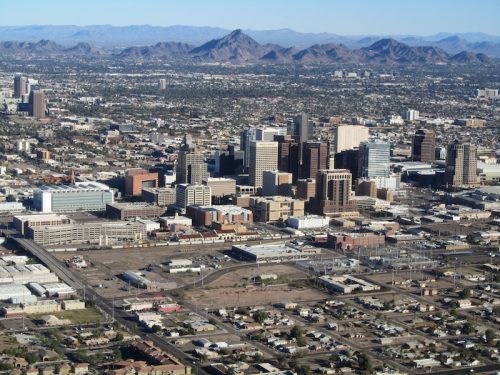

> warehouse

[
  {"left": 0, "top": 284, "right": 33, "bottom": 302},
  {"left": 43, "top": 283, "right": 76, "bottom": 297},
  {"left": 232, "top": 242, "right": 321, "bottom": 263},
  {"left": 0, "top": 264, "right": 59, "bottom": 285}
]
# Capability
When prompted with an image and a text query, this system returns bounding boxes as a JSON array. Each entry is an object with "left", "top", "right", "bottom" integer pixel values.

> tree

[
  {"left": 462, "top": 321, "right": 475, "bottom": 335},
  {"left": 459, "top": 288, "right": 471, "bottom": 298},
  {"left": 358, "top": 353, "right": 372, "bottom": 372},
  {"left": 485, "top": 328, "right": 496, "bottom": 344},
  {"left": 114, "top": 332, "right": 124, "bottom": 342},
  {"left": 151, "top": 324, "right": 162, "bottom": 333},
  {"left": 290, "top": 325, "right": 304, "bottom": 339},
  {"left": 253, "top": 311, "right": 268, "bottom": 324}
]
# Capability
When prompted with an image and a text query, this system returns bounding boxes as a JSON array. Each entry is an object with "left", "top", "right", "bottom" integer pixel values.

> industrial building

[
  {"left": 232, "top": 243, "right": 321, "bottom": 263},
  {"left": 26, "top": 221, "right": 146, "bottom": 246},
  {"left": 166, "top": 259, "right": 202, "bottom": 273},
  {"left": 0, "top": 264, "right": 58, "bottom": 285},
  {"left": 122, "top": 271, "right": 175, "bottom": 291},
  {"left": 33, "top": 182, "right": 114, "bottom": 213},
  {"left": 0, "top": 284, "right": 33, "bottom": 302}
]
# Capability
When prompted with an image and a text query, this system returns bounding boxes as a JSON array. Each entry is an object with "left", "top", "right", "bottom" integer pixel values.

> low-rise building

[
  {"left": 203, "top": 177, "right": 236, "bottom": 198},
  {"left": 232, "top": 243, "right": 321, "bottom": 263},
  {"left": 286, "top": 215, "right": 329, "bottom": 229},
  {"left": 106, "top": 202, "right": 165, "bottom": 220},
  {"left": 250, "top": 196, "right": 304, "bottom": 222},
  {"left": 319, "top": 275, "right": 381, "bottom": 294},
  {"left": 186, "top": 205, "right": 253, "bottom": 226},
  {"left": 328, "top": 233, "right": 385, "bottom": 250},
  {"left": 27, "top": 221, "right": 146, "bottom": 246},
  {"left": 142, "top": 187, "right": 177, "bottom": 206}
]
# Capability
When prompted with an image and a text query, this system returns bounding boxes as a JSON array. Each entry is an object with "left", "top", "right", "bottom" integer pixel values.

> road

[{"left": 10, "top": 237, "right": 208, "bottom": 374}]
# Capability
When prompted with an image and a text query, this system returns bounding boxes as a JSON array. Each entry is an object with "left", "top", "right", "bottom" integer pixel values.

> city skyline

[{"left": 0, "top": 0, "right": 499, "bottom": 36}]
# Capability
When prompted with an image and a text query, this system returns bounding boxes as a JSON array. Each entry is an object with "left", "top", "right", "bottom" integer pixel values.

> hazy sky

[{"left": 1, "top": 0, "right": 499, "bottom": 35}]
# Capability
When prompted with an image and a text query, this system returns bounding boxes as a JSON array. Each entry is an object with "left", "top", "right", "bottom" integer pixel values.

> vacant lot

[
  {"left": 207, "top": 264, "right": 308, "bottom": 288},
  {"left": 185, "top": 283, "right": 328, "bottom": 309}
]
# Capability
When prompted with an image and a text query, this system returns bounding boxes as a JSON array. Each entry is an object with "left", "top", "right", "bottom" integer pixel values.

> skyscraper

[
  {"left": 291, "top": 113, "right": 313, "bottom": 142},
  {"left": 358, "top": 142, "right": 390, "bottom": 178},
  {"left": 13, "top": 74, "right": 27, "bottom": 98},
  {"left": 445, "top": 141, "right": 479, "bottom": 187},
  {"left": 412, "top": 129, "right": 436, "bottom": 162},
  {"left": 249, "top": 141, "right": 278, "bottom": 188},
  {"left": 240, "top": 127, "right": 285, "bottom": 169},
  {"left": 301, "top": 141, "right": 329, "bottom": 179},
  {"left": 334, "top": 125, "right": 369, "bottom": 152},
  {"left": 29, "top": 90, "right": 46, "bottom": 118},
  {"left": 176, "top": 151, "right": 209, "bottom": 185},
  {"left": 275, "top": 135, "right": 301, "bottom": 182},
  {"left": 312, "top": 169, "right": 355, "bottom": 216}
]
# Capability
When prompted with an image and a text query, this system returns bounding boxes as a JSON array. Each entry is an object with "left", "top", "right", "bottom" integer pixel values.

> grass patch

[{"left": 37, "top": 308, "right": 104, "bottom": 325}]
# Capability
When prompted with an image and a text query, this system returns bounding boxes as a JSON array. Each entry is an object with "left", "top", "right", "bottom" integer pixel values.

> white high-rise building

[
  {"left": 334, "top": 125, "right": 369, "bottom": 153},
  {"left": 249, "top": 141, "right": 278, "bottom": 188},
  {"left": 175, "top": 184, "right": 211, "bottom": 209},
  {"left": 402, "top": 109, "right": 420, "bottom": 121}
]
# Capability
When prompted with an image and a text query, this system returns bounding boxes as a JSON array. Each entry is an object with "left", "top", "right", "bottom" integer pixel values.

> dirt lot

[
  {"left": 206, "top": 264, "right": 308, "bottom": 288},
  {"left": 184, "top": 284, "right": 329, "bottom": 309}
]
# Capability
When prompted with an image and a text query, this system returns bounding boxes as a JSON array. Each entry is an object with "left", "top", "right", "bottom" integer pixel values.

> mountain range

[
  {"left": 0, "top": 30, "right": 495, "bottom": 65},
  {"left": 1, "top": 25, "right": 500, "bottom": 57}
]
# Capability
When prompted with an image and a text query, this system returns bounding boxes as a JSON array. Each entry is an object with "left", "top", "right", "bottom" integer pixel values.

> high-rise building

[
  {"left": 176, "top": 151, "right": 209, "bottom": 185},
  {"left": 291, "top": 113, "right": 313, "bottom": 142},
  {"left": 402, "top": 109, "right": 420, "bottom": 121},
  {"left": 301, "top": 141, "right": 329, "bottom": 179},
  {"left": 334, "top": 125, "right": 369, "bottom": 152},
  {"left": 249, "top": 141, "right": 278, "bottom": 188},
  {"left": 412, "top": 129, "right": 436, "bottom": 162},
  {"left": 445, "top": 141, "right": 480, "bottom": 187},
  {"left": 275, "top": 135, "right": 301, "bottom": 182},
  {"left": 312, "top": 169, "right": 355, "bottom": 216},
  {"left": 240, "top": 128, "right": 256, "bottom": 168},
  {"left": 255, "top": 127, "right": 286, "bottom": 142},
  {"left": 358, "top": 142, "right": 390, "bottom": 178},
  {"left": 262, "top": 170, "right": 293, "bottom": 196},
  {"left": 240, "top": 127, "right": 285, "bottom": 169},
  {"left": 176, "top": 184, "right": 211, "bottom": 209},
  {"left": 29, "top": 90, "right": 46, "bottom": 118},
  {"left": 13, "top": 74, "right": 27, "bottom": 98},
  {"left": 334, "top": 149, "right": 360, "bottom": 180},
  {"left": 124, "top": 169, "right": 159, "bottom": 196},
  {"left": 159, "top": 79, "right": 167, "bottom": 90}
]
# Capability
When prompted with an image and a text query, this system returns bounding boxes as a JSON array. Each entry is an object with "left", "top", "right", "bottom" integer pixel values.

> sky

[{"left": 1, "top": 0, "right": 499, "bottom": 36}]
